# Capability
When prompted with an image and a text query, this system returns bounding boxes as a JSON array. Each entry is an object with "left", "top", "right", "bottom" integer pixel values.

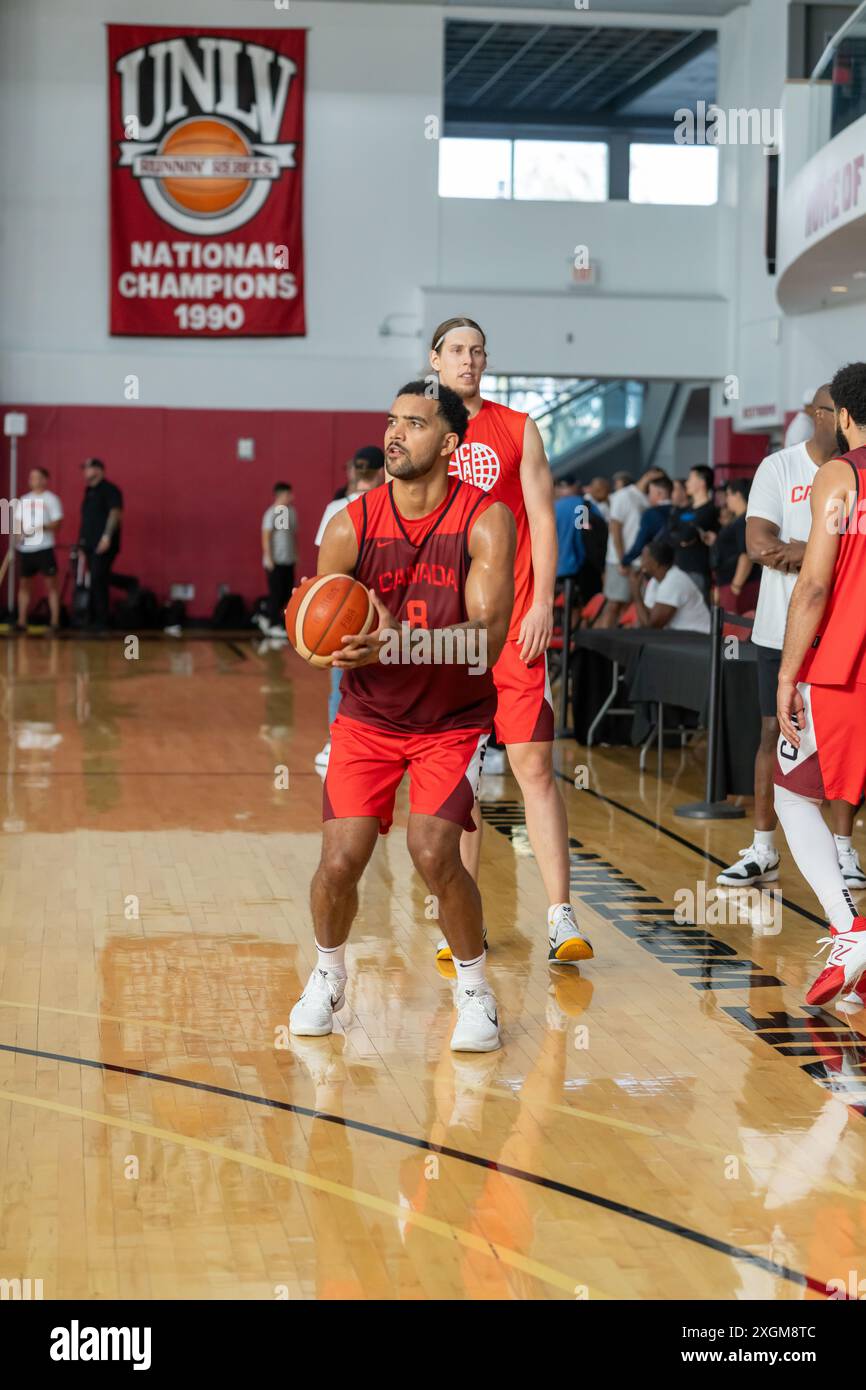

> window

[
  {"left": 513, "top": 140, "right": 608, "bottom": 201},
  {"left": 629, "top": 144, "right": 719, "bottom": 205},
  {"left": 439, "top": 137, "right": 608, "bottom": 201},
  {"left": 438, "top": 138, "right": 512, "bottom": 199}
]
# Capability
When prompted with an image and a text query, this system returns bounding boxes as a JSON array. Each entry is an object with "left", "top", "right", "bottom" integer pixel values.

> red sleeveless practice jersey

[
  {"left": 338, "top": 478, "right": 497, "bottom": 734},
  {"left": 448, "top": 399, "right": 530, "bottom": 641},
  {"left": 799, "top": 446, "right": 866, "bottom": 686}
]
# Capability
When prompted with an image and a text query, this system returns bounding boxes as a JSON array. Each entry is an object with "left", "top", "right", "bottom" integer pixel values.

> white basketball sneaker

[
  {"left": 289, "top": 968, "right": 346, "bottom": 1036},
  {"left": 716, "top": 842, "right": 780, "bottom": 887},
  {"left": 838, "top": 844, "right": 866, "bottom": 890},
  {"left": 450, "top": 988, "right": 501, "bottom": 1052}
]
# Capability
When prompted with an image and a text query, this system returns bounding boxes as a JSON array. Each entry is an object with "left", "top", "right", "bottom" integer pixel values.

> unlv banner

[{"left": 108, "top": 25, "right": 305, "bottom": 337}]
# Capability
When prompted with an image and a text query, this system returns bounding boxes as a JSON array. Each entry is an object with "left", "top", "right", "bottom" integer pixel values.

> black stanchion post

[
  {"left": 556, "top": 574, "right": 576, "bottom": 738},
  {"left": 675, "top": 603, "right": 744, "bottom": 820}
]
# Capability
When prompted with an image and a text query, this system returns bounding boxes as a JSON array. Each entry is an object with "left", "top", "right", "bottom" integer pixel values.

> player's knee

[
  {"left": 317, "top": 846, "right": 365, "bottom": 890},
  {"left": 407, "top": 836, "right": 458, "bottom": 890},
  {"left": 510, "top": 749, "right": 553, "bottom": 791}
]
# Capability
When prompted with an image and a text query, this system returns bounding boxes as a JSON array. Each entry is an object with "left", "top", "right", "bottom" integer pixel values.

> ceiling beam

[
  {"left": 548, "top": 30, "right": 647, "bottom": 111},
  {"left": 588, "top": 29, "right": 717, "bottom": 113},
  {"left": 507, "top": 30, "right": 597, "bottom": 109},
  {"left": 464, "top": 26, "right": 552, "bottom": 107},
  {"left": 444, "top": 23, "right": 500, "bottom": 86},
  {"left": 444, "top": 113, "right": 682, "bottom": 138}
]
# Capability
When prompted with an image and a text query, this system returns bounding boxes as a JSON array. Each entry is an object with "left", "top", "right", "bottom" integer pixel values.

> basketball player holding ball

[
  {"left": 289, "top": 382, "right": 516, "bottom": 1052},
  {"left": 429, "top": 317, "right": 593, "bottom": 967}
]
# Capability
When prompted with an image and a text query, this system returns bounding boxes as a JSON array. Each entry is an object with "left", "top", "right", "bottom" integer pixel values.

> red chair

[
  {"left": 619, "top": 603, "right": 637, "bottom": 629},
  {"left": 579, "top": 592, "right": 605, "bottom": 628}
]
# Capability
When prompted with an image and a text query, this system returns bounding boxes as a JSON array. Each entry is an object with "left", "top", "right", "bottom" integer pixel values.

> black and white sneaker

[
  {"left": 838, "top": 845, "right": 866, "bottom": 890},
  {"left": 716, "top": 843, "right": 780, "bottom": 887}
]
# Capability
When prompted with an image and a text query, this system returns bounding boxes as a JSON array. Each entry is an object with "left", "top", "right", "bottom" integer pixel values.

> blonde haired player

[{"left": 429, "top": 316, "right": 593, "bottom": 967}]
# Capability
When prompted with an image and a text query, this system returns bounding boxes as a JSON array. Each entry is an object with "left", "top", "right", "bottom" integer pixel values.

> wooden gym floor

[{"left": 1, "top": 635, "right": 865, "bottom": 1302}]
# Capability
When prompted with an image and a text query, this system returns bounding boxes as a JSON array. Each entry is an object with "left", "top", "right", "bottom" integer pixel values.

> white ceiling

[{"left": 314, "top": 0, "right": 747, "bottom": 14}]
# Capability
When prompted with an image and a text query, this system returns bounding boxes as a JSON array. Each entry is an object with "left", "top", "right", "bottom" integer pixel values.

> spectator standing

[
  {"left": 619, "top": 474, "right": 675, "bottom": 569},
  {"left": 14, "top": 467, "right": 63, "bottom": 634},
  {"left": 79, "top": 458, "right": 122, "bottom": 631},
  {"left": 707, "top": 479, "right": 759, "bottom": 613},
  {"left": 666, "top": 464, "right": 719, "bottom": 595},
  {"left": 716, "top": 383, "right": 866, "bottom": 890},
  {"left": 598, "top": 469, "right": 660, "bottom": 627},
  {"left": 587, "top": 476, "right": 611, "bottom": 522},
  {"left": 261, "top": 482, "right": 298, "bottom": 633}
]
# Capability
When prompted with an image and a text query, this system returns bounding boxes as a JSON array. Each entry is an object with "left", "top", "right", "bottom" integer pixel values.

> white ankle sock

[
  {"left": 753, "top": 829, "right": 775, "bottom": 850},
  {"left": 774, "top": 785, "right": 857, "bottom": 932},
  {"left": 834, "top": 834, "right": 853, "bottom": 853},
  {"left": 315, "top": 940, "right": 347, "bottom": 975},
  {"left": 453, "top": 951, "right": 488, "bottom": 992}
]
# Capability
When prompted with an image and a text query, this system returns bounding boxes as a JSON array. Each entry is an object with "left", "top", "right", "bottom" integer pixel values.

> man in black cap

[
  {"left": 332, "top": 446, "right": 385, "bottom": 501},
  {"left": 79, "top": 459, "right": 123, "bottom": 630}
]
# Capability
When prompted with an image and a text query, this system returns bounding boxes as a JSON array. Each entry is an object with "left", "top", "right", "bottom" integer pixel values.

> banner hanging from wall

[{"left": 108, "top": 25, "right": 306, "bottom": 337}]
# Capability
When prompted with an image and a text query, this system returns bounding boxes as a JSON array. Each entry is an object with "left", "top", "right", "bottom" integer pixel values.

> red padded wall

[{"left": 0, "top": 405, "right": 384, "bottom": 617}]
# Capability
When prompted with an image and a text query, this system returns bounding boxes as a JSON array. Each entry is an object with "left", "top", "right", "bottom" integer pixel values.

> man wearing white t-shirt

[
  {"left": 716, "top": 383, "right": 866, "bottom": 888},
  {"left": 598, "top": 469, "right": 661, "bottom": 627},
  {"left": 631, "top": 539, "right": 711, "bottom": 633},
  {"left": 15, "top": 467, "right": 63, "bottom": 633}
]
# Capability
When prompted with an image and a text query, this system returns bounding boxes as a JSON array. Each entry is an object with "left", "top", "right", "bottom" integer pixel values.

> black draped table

[{"left": 569, "top": 627, "right": 761, "bottom": 797}]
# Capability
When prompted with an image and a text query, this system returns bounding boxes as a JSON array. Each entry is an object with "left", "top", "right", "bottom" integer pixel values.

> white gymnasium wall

[
  {"left": 0, "top": 0, "right": 441, "bottom": 412},
  {"left": 1, "top": 0, "right": 736, "bottom": 412}
]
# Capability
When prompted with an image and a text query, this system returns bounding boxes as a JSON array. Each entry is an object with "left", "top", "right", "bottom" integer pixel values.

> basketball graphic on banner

[{"left": 160, "top": 118, "right": 252, "bottom": 217}]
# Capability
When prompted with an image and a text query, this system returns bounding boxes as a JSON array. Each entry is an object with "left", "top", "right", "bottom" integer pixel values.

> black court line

[
  {"left": 0, "top": 1040, "right": 834, "bottom": 1299},
  {"left": 554, "top": 773, "right": 824, "bottom": 928},
  {"left": 222, "top": 640, "right": 249, "bottom": 660}
]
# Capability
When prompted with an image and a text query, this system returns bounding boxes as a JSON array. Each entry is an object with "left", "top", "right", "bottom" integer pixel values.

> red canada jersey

[
  {"left": 799, "top": 445, "right": 866, "bottom": 686},
  {"left": 338, "top": 478, "right": 497, "bottom": 734},
  {"left": 449, "top": 399, "right": 530, "bottom": 640}
]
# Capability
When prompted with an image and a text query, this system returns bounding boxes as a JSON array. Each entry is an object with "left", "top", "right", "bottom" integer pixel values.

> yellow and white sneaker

[
  {"left": 435, "top": 926, "right": 488, "bottom": 964},
  {"left": 547, "top": 904, "right": 594, "bottom": 966}
]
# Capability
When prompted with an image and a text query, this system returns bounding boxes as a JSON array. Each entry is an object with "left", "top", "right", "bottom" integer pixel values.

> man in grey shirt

[{"left": 262, "top": 481, "right": 298, "bottom": 631}]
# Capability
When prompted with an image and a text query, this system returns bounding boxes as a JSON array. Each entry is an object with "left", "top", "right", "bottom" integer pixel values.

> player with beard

[
  {"left": 289, "top": 381, "right": 516, "bottom": 1052},
  {"left": 775, "top": 362, "right": 866, "bottom": 1006},
  {"left": 427, "top": 316, "right": 593, "bottom": 969}
]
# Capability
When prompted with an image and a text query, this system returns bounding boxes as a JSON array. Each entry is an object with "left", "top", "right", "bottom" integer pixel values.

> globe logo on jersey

[{"left": 449, "top": 442, "right": 501, "bottom": 491}]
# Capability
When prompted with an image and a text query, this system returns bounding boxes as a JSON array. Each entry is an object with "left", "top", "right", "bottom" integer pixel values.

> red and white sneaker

[
  {"left": 840, "top": 973, "right": 866, "bottom": 1011},
  {"left": 806, "top": 917, "right": 866, "bottom": 1007}
]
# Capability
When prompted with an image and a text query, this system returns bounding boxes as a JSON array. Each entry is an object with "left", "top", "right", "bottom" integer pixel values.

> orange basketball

[
  {"left": 285, "top": 575, "right": 375, "bottom": 668},
  {"left": 160, "top": 118, "right": 250, "bottom": 215}
]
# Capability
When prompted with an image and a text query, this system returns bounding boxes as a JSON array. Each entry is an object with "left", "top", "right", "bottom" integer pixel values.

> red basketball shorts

[
  {"left": 492, "top": 639, "right": 554, "bottom": 745},
  {"left": 775, "top": 679, "right": 866, "bottom": 805},
  {"left": 323, "top": 714, "right": 490, "bottom": 834}
]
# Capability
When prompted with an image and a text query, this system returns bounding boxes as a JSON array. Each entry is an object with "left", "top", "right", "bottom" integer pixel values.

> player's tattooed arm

[
  {"left": 518, "top": 416, "right": 557, "bottom": 662},
  {"left": 777, "top": 458, "right": 849, "bottom": 743},
  {"left": 463, "top": 500, "right": 516, "bottom": 668}
]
